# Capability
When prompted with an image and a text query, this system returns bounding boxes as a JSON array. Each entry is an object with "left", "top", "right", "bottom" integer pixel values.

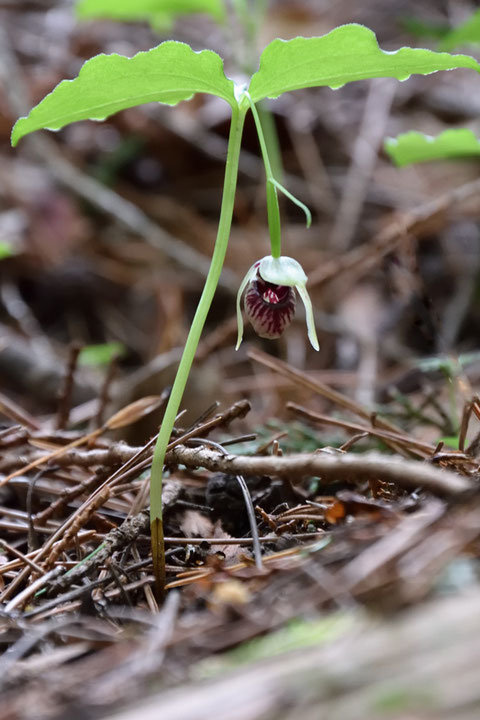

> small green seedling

[
  {"left": 78, "top": 342, "right": 126, "bottom": 367},
  {"left": 11, "top": 23, "right": 480, "bottom": 597}
]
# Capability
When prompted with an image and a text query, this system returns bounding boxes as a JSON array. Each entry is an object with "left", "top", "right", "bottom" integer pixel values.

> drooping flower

[{"left": 236, "top": 255, "right": 319, "bottom": 351}]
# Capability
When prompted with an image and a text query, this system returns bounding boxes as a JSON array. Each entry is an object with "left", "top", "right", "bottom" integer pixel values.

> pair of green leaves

[
  {"left": 10, "top": 24, "right": 480, "bottom": 147},
  {"left": 386, "top": 10, "right": 480, "bottom": 167}
]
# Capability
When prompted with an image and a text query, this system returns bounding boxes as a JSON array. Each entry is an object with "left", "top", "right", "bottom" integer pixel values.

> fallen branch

[{"left": 167, "top": 445, "right": 473, "bottom": 497}]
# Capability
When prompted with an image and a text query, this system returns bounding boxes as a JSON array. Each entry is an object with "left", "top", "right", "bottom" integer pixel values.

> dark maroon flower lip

[
  {"left": 256, "top": 279, "right": 293, "bottom": 306},
  {"left": 244, "top": 275, "right": 296, "bottom": 339}
]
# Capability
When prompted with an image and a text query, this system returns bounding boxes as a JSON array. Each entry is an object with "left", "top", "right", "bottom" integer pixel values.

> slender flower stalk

[
  {"left": 150, "top": 101, "right": 248, "bottom": 597},
  {"left": 245, "top": 93, "right": 312, "bottom": 259}
]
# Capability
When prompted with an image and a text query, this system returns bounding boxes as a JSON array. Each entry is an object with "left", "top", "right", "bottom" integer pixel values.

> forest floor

[{"left": 1, "top": 1, "right": 480, "bottom": 718}]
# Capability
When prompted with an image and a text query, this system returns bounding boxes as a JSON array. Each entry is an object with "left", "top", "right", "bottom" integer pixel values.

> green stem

[
  {"left": 246, "top": 93, "right": 282, "bottom": 258},
  {"left": 230, "top": 0, "right": 284, "bottom": 234},
  {"left": 150, "top": 102, "right": 247, "bottom": 597},
  {"left": 257, "top": 101, "right": 283, "bottom": 183},
  {"left": 265, "top": 181, "right": 282, "bottom": 259}
]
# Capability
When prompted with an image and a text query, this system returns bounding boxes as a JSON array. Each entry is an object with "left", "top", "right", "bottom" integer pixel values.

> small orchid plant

[{"left": 11, "top": 23, "right": 480, "bottom": 595}]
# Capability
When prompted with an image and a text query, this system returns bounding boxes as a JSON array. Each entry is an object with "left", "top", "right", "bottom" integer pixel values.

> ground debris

[{"left": 2, "top": 0, "right": 480, "bottom": 717}]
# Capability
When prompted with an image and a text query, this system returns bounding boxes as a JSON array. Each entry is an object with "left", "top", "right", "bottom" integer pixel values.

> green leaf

[
  {"left": 385, "top": 129, "right": 480, "bottom": 166},
  {"left": 0, "top": 242, "right": 14, "bottom": 260},
  {"left": 196, "top": 613, "right": 353, "bottom": 678},
  {"left": 148, "top": 13, "right": 175, "bottom": 32},
  {"left": 437, "top": 435, "right": 459, "bottom": 450},
  {"left": 78, "top": 342, "right": 126, "bottom": 366},
  {"left": 248, "top": 24, "right": 480, "bottom": 102},
  {"left": 399, "top": 16, "right": 450, "bottom": 42},
  {"left": 11, "top": 41, "right": 235, "bottom": 146},
  {"left": 76, "top": 0, "right": 225, "bottom": 25},
  {"left": 439, "top": 10, "right": 480, "bottom": 51}
]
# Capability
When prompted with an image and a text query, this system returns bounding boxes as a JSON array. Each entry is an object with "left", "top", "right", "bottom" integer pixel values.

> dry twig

[{"left": 167, "top": 444, "right": 473, "bottom": 496}]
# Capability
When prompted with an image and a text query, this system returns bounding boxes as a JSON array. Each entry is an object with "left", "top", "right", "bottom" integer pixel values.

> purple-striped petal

[{"left": 244, "top": 275, "right": 296, "bottom": 339}]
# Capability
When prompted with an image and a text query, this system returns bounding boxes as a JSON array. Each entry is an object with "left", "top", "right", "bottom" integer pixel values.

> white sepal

[
  {"left": 296, "top": 283, "right": 319, "bottom": 351},
  {"left": 258, "top": 255, "right": 308, "bottom": 287},
  {"left": 235, "top": 262, "right": 258, "bottom": 350}
]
